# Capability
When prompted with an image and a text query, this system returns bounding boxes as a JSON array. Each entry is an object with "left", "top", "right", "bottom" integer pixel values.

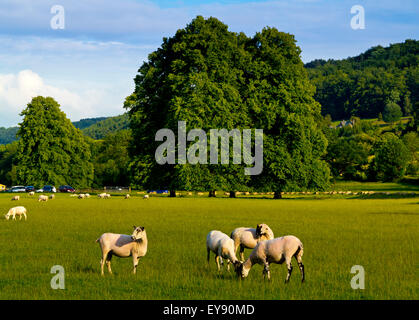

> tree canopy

[
  {"left": 15, "top": 96, "right": 93, "bottom": 188},
  {"left": 125, "top": 16, "right": 330, "bottom": 196}
]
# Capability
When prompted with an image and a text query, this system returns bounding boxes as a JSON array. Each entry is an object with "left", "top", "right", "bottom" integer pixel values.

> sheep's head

[
  {"left": 4, "top": 214, "right": 10, "bottom": 220},
  {"left": 131, "top": 226, "right": 146, "bottom": 241},
  {"left": 234, "top": 261, "right": 248, "bottom": 279},
  {"left": 256, "top": 223, "right": 271, "bottom": 238}
]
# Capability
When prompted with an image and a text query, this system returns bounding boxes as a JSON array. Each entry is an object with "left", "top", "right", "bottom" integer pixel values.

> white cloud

[{"left": 0, "top": 70, "right": 110, "bottom": 127}]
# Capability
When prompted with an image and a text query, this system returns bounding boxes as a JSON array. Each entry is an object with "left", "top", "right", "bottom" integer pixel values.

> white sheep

[
  {"left": 125, "top": 194, "right": 130, "bottom": 199},
  {"left": 231, "top": 224, "right": 274, "bottom": 261},
  {"left": 98, "top": 193, "right": 110, "bottom": 199},
  {"left": 5, "top": 206, "right": 27, "bottom": 221},
  {"left": 38, "top": 195, "right": 48, "bottom": 202},
  {"left": 49, "top": 194, "right": 55, "bottom": 200},
  {"left": 85, "top": 193, "right": 91, "bottom": 198},
  {"left": 143, "top": 194, "right": 149, "bottom": 199},
  {"left": 206, "top": 230, "right": 240, "bottom": 271},
  {"left": 28, "top": 192, "right": 35, "bottom": 196},
  {"left": 96, "top": 226, "right": 148, "bottom": 275},
  {"left": 78, "top": 194, "right": 85, "bottom": 199},
  {"left": 11, "top": 195, "right": 20, "bottom": 201},
  {"left": 235, "top": 236, "right": 304, "bottom": 283}
]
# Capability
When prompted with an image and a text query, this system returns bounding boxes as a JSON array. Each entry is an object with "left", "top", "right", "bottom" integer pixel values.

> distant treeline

[
  {"left": 306, "top": 39, "right": 418, "bottom": 120},
  {"left": 0, "top": 114, "right": 129, "bottom": 144}
]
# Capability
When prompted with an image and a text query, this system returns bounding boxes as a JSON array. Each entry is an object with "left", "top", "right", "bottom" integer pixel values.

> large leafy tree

[
  {"left": 126, "top": 16, "right": 251, "bottom": 195},
  {"left": 126, "top": 17, "right": 330, "bottom": 197},
  {"left": 16, "top": 96, "right": 93, "bottom": 188},
  {"left": 244, "top": 28, "right": 330, "bottom": 198}
]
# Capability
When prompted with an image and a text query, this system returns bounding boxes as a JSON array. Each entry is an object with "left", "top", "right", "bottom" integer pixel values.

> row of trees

[{"left": 0, "top": 17, "right": 417, "bottom": 193}]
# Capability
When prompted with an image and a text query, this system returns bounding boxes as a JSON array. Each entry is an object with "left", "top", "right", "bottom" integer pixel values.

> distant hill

[
  {"left": 73, "top": 117, "right": 108, "bottom": 130},
  {"left": 0, "top": 127, "right": 19, "bottom": 145},
  {"left": 0, "top": 114, "right": 130, "bottom": 144},
  {"left": 305, "top": 39, "right": 419, "bottom": 120},
  {"left": 81, "top": 113, "right": 130, "bottom": 140}
]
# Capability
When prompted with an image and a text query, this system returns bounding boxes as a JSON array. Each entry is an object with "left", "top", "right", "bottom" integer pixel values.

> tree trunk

[
  {"left": 229, "top": 191, "right": 236, "bottom": 198},
  {"left": 273, "top": 191, "right": 282, "bottom": 199},
  {"left": 169, "top": 190, "right": 176, "bottom": 197},
  {"left": 209, "top": 190, "right": 216, "bottom": 197}
]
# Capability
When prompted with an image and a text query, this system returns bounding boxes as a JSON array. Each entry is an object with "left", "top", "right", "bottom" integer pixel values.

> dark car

[
  {"left": 25, "top": 186, "right": 35, "bottom": 192},
  {"left": 43, "top": 185, "right": 57, "bottom": 193},
  {"left": 59, "top": 185, "right": 75, "bottom": 193}
]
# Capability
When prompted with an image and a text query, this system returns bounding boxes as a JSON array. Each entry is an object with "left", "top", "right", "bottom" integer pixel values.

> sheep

[
  {"left": 70, "top": 194, "right": 78, "bottom": 197},
  {"left": 78, "top": 194, "right": 85, "bottom": 199},
  {"left": 5, "top": 206, "right": 27, "bottom": 221},
  {"left": 143, "top": 194, "right": 149, "bottom": 199},
  {"left": 96, "top": 226, "right": 148, "bottom": 275},
  {"left": 235, "top": 235, "right": 304, "bottom": 283},
  {"left": 49, "top": 194, "right": 55, "bottom": 200},
  {"left": 231, "top": 224, "right": 274, "bottom": 261},
  {"left": 28, "top": 192, "right": 35, "bottom": 196},
  {"left": 206, "top": 230, "right": 240, "bottom": 272},
  {"left": 98, "top": 193, "right": 110, "bottom": 199},
  {"left": 125, "top": 194, "right": 130, "bottom": 199},
  {"left": 84, "top": 193, "right": 91, "bottom": 198},
  {"left": 11, "top": 196, "right": 20, "bottom": 201},
  {"left": 38, "top": 195, "right": 48, "bottom": 202}
]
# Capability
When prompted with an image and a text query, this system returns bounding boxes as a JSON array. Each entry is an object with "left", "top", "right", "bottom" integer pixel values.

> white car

[{"left": 10, "top": 186, "right": 26, "bottom": 193}]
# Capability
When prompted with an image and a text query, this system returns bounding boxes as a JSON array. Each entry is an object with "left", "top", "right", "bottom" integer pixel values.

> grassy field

[{"left": 0, "top": 191, "right": 418, "bottom": 300}]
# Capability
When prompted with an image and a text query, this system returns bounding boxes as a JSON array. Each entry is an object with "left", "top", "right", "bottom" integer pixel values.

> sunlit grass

[{"left": 0, "top": 193, "right": 418, "bottom": 299}]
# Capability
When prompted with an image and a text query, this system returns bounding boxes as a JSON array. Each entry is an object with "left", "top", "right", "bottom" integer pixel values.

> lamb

[
  {"left": 84, "top": 193, "right": 91, "bottom": 198},
  {"left": 49, "top": 194, "right": 55, "bottom": 200},
  {"left": 78, "top": 194, "right": 85, "bottom": 199},
  {"left": 5, "top": 206, "right": 27, "bottom": 221},
  {"left": 231, "top": 224, "right": 274, "bottom": 261},
  {"left": 143, "top": 194, "right": 149, "bottom": 199},
  {"left": 206, "top": 230, "right": 240, "bottom": 271},
  {"left": 98, "top": 193, "right": 110, "bottom": 199},
  {"left": 96, "top": 226, "right": 148, "bottom": 275},
  {"left": 28, "top": 192, "right": 35, "bottom": 196},
  {"left": 125, "top": 194, "right": 130, "bottom": 199},
  {"left": 235, "top": 236, "right": 304, "bottom": 283},
  {"left": 11, "top": 196, "right": 20, "bottom": 201},
  {"left": 38, "top": 195, "right": 48, "bottom": 202}
]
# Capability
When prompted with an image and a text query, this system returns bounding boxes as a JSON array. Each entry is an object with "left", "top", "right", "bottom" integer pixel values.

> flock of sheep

[{"left": 4, "top": 193, "right": 305, "bottom": 283}]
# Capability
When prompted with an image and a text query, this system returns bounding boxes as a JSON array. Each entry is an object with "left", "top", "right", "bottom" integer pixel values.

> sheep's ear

[
  {"left": 140, "top": 226, "right": 145, "bottom": 231},
  {"left": 133, "top": 226, "right": 137, "bottom": 230}
]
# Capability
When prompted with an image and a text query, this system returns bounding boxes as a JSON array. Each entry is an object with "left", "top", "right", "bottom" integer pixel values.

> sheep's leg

[
  {"left": 100, "top": 250, "right": 110, "bottom": 275},
  {"left": 285, "top": 258, "right": 293, "bottom": 283},
  {"left": 24, "top": 213, "right": 27, "bottom": 221},
  {"left": 295, "top": 255, "right": 304, "bottom": 283},
  {"left": 239, "top": 245, "right": 245, "bottom": 262},
  {"left": 226, "top": 260, "right": 231, "bottom": 272},
  {"left": 106, "top": 255, "right": 112, "bottom": 274},
  {"left": 133, "top": 255, "right": 140, "bottom": 274},
  {"left": 215, "top": 256, "right": 221, "bottom": 271},
  {"left": 262, "top": 261, "right": 271, "bottom": 281},
  {"left": 207, "top": 248, "right": 210, "bottom": 264}
]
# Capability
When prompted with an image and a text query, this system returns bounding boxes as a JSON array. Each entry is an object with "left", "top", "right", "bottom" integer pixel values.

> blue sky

[{"left": 0, "top": 0, "right": 418, "bottom": 127}]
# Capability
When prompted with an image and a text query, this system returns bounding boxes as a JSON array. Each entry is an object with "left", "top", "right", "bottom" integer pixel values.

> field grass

[{"left": 0, "top": 192, "right": 418, "bottom": 300}]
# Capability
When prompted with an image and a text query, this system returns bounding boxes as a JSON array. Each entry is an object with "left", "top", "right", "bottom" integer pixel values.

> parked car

[
  {"left": 10, "top": 186, "right": 26, "bottom": 193},
  {"left": 25, "top": 186, "right": 35, "bottom": 192},
  {"left": 42, "top": 185, "right": 56, "bottom": 193},
  {"left": 59, "top": 185, "right": 75, "bottom": 193}
]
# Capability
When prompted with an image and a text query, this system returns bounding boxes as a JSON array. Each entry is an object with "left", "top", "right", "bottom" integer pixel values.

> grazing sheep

[
  {"left": 235, "top": 236, "right": 304, "bottom": 283},
  {"left": 11, "top": 196, "right": 20, "bottom": 201},
  {"left": 49, "top": 194, "right": 55, "bottom": 200},
  {"left": 231, "top": 224, "right": 274, "bottom": 261},
  {"left": 96, "top": 226, "right": 148, "bottom": 275},
  {"left": 98, "top": 193, "right": 110, "bottom": 199},
  {"left": 5, "top": 206, "right": 27, "bottom": 221},
  {"left": 206, "top": 230, "right": 240, "bottom": 271},
  {"left": 143, "top": 194, "right": 149, "bottom": 199},
  {"left": 38, "top": 195, "right": 48, "bottom": 202},
  {"left": 78, "top": 194, "right": 85, "bottom": 199},
  {"left": 84, "top": 193, "right": 91, "bottom": 198},
  {"left": 125, "top": 194, "right": 130, "bottom": 199},
  {"left": 28, "top": 192, "right": 35, "bottom": 196}
]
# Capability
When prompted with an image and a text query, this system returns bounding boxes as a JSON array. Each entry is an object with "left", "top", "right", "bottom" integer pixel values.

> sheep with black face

[{"left": 235, "top": 235, "right": 304, "bottom": 283}]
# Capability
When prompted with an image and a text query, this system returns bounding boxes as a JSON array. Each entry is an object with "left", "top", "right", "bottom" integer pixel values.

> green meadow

[{"left": 0, "top": 191, "right": 418, "bottom": 300}]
